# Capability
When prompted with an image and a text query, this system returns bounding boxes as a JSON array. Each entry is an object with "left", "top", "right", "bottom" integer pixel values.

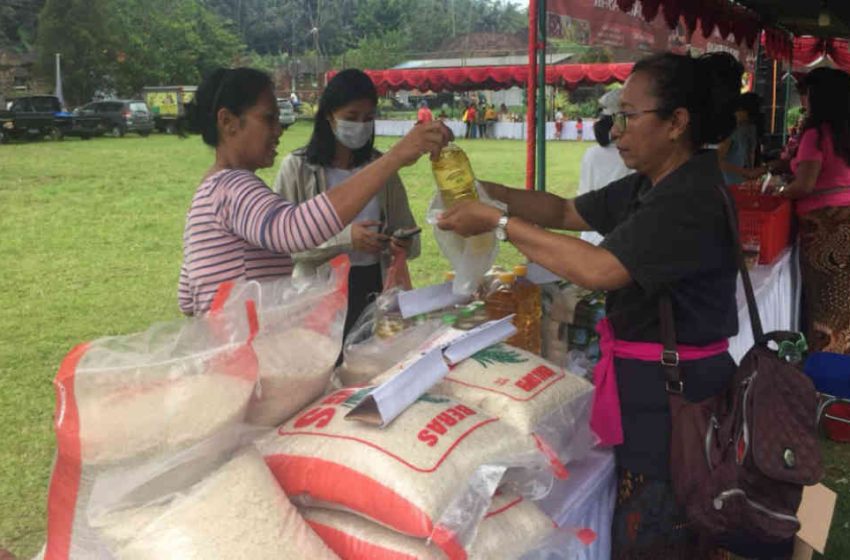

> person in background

[
  {"left": 274, "top": 69, "right": 424, "bottom": 338},
  {"left": 575, "top": 117, "right": 584, "bottom": 141},
  {"left": 774, "top": 67, "right": 850, "bottom": 354},
  {"left": 499, "top": 102, "right": 510, "bottom": 122},
  {"left": 484, "top": 103, "right": 497, "bottom": 138},
  {"left": 718, "top": 92, "right": 767, "bottom": 184},
  {"left": 437, "top": 52, "right": 773, "bottom": 558},
  {"left": 463, "top": 102, "right": 476, "bottom": 139},
  {"left": 476, "top": 101, "right": 487, "bottom": 139},
  {"left": 417, "top": 100, "right": 433, "bottom": 124},
  {"left": 178, "top": 67, "right": 449, "bottom": 316},
  {"left": 289, "top": 91, "right": 300, "bottom": 112},
  {"left": 578, "top": 90, "right": 632, "bottom": 245},
  {"left": 554, "top": 106, "right": 565, "bottom": 140}
]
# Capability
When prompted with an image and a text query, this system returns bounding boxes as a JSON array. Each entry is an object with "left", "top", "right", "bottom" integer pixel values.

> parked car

[
  {"left": 74, "top": 100, "right": 154, "bottom": 137},
  {"left": 277, "top": 98, "right": 296, "bottom": 129},
  {"left": 0, "top": 95, "right": 81, "bottom": 142}
]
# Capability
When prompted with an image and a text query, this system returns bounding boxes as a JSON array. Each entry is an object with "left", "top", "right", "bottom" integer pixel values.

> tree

[
  {"left": 35, "top": 0, "right": 116, "bottom": 104},
  {"left": 105, "top": 0, "right": 243, "bottom": 97},
  {"left": 0, "top": 0, "right": 44, "bottom": 50},
  {"left": 339, "top": 30, "right": 411, "bottom": 70}
]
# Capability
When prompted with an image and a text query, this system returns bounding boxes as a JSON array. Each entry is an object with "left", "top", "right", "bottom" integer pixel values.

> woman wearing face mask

[
  {"left": 275, "top": 69, "right": 421, "bottom": 337},
  {"left": 178, "top": 67, "right": 449, "bottom": 317}
]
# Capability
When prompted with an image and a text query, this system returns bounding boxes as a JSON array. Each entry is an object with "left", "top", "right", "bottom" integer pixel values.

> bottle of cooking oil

[
  {"left": 485, "top": 272, "right": 523, "bottom": 347},
  {"left": 431, "top": 143, "right": 478, "bottom": 207},
  {"left": 513, "top": 264, "right": 542, "bottom": 354}
]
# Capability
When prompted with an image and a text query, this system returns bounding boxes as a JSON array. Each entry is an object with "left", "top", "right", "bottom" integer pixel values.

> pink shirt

[
  {"left": 178, "top": 169, "right": 343, "bottom": 315},
  {"left": 791, "top": 124, "right": 850, "bottom": 214}
]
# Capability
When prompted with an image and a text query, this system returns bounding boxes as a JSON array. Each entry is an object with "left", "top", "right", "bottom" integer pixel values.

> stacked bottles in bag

[
  {"left": 513, "top": 265, "right": 542, "bottom": 354},
  {"left": 484, "top": 268, "right": 541, "bottom": 353}
]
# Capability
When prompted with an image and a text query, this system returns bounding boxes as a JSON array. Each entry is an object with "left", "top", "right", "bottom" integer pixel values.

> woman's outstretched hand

[{"left": 436, "top": 200, "right": 502, "bottom": 237}]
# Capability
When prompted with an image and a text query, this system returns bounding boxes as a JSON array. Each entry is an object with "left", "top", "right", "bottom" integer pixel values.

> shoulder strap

[{"left": 657, "top": 184, "right": 766, "bottom": 393}]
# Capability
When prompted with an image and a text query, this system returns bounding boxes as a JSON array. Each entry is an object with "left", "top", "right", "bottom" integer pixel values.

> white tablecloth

[
  {"left": 537, "top": 448, "right": 616, "bottom": 560},
  {"left": 375, "top": 119, "right": 597, "bottom": 141},
  {"left": 728, "top": 245, "right": 800, "bottom": 363}
]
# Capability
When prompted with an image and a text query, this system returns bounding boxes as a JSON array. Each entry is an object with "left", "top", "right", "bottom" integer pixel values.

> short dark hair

[
  {"left": 306, "top": 68, "right": 378, "bottom": 167},
  {"left": 801, "top": 67, "right": 850, "bottom": 166},
  {"left": 594, "top": 115, "right": 614, "bottom": 147},
  {"left": 186, "top": 67, "right": 273, "bottom": 147},
  {"left": 632, "top": 52, "right": 743, "bottom": 148}
]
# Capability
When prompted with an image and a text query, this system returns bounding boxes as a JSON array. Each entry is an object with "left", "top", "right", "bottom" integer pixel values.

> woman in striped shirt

[{"left": 178, "top": 68, "right": 450, "bottom": 315}]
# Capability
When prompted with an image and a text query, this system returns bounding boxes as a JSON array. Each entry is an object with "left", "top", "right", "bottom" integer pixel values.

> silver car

[{"left": 277, "top": 99, "right": 296, "bottom": 129}]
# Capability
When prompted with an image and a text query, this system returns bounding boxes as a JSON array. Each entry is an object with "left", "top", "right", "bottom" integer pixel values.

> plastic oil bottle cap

[
  {"left": 498, "top": 272, "right": 516, "bottom": 284},
  {"left": 513, "top": 264, "right": 528, "bottom": 277},
  {"left": 444, "top": 271, "right": 456, "bottom": 281}
]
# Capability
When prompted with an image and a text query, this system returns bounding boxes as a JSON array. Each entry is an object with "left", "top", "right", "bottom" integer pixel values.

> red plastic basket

[
  {"left": 730, "top": 189, "right": 792, "bottom": 265},
  {"left": 824, "top": 402, "right": 850, "bottom": 443}
]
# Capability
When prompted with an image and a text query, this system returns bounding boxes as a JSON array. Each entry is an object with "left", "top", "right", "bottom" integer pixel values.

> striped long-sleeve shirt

[{"left": 178, "top": 169, "right": 343, "bottom": 315}]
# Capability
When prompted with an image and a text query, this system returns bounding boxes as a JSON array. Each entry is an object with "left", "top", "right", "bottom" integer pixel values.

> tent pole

[
  {"left": 771, "top": 60, "right": 778, "bottom": 134},
  {"left": 536, "top": 0, "right": 547, "bottom": 192},
  {"left": 782, "top": 62, "right": 791, "bottom": 145},
  {"left": 526, "top": 0, "right": 538, "bottom": 191}
]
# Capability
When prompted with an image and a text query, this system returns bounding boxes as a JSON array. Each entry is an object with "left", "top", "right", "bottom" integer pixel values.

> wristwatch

[{"left": 494, "top": 213, "right": 510, "bottom": 242}]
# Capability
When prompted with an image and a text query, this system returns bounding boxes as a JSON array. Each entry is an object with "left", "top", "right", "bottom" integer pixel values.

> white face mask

[{"left": 332, "top": 119, "right": 374, "bottom": 149}]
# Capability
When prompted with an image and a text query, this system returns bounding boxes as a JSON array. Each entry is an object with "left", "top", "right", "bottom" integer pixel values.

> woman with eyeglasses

[
  {"left": 274, "top": 69, "right": 422, "bottom": 338},
  {"left": 437, "top": 53, "right": 776, "bottom": 558}
]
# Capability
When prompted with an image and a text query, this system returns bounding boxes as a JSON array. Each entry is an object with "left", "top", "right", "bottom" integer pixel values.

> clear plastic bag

[
  {"left": 44, "top": 300, "right": 260, "bottom": 560},
  {"left": 339, "top": 290, "right": 449, "bottom": 387},
  {"left": 213, "top": 255, "right": 350, "bottom": 427},
  {"left": 427, "top": 181, "right": 503, "bottom": 296},
  {"left": 88, "top": 447, "right": 338, "bottom": 560}
]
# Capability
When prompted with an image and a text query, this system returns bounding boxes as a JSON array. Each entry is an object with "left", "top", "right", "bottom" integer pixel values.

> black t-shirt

[
  {"left": 575, "top": 150, "right": 739, "bottom": 344},
  {"left": 574, "top": 150, "right": 740, "bottom": 478}
]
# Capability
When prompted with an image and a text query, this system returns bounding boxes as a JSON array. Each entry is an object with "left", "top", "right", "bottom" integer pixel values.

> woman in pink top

[
  {"left": 780, "top": 68, "right": 850, "bottom": 353},
  {"left": 178, "top": 67, "right": 450, "bottom": 315}
]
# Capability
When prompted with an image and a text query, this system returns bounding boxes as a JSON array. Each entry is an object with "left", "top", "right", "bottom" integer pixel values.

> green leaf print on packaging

[{"left": 471, "top": 344, "right": 528, "bottom": 367}]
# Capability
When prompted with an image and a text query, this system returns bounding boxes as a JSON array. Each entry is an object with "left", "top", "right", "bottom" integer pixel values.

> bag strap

[
  {"left": 657, "top": 184, "right": 766, "bottom": 393},
  {"left": 715, "top": 184, "right": 765, "bottom": 344}
]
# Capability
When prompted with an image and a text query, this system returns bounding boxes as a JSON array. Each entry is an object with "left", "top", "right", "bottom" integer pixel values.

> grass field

[{"left": 1, "top": 121, "right": 847, "bottom": 558}]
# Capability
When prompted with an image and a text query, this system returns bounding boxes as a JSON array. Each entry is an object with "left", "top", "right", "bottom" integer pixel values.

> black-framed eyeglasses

[{"left": 612, "top": 109, "right": 663, "bottom": 131}]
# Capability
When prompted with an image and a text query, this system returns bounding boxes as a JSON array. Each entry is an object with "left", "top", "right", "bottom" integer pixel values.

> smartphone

[{"left": 392, "top": 226, "right": 422, "bottom": 240}]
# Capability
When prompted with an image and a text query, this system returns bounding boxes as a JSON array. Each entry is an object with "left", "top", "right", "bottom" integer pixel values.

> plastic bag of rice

[
  {"left": 302, "top": 492, "right": 555, "bottom": 560},
  {"left": 259, "top": 387, "right": 548, "bottom": 559},
  {"left": 433, "top": 343, "right": 596, "bottom": 470},
  {"left": 44, "top": 300, "right": 260, "bottom": 560},
  {"left": 91, "top": 448, "right": 338, "bottom": 560},
  {"left": 214, "top": 255, "right": 349, "bottom": 426}
]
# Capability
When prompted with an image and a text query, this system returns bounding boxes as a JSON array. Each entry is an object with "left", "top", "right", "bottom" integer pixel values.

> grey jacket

[{"left": 273, "top": 148, "right": 420, "bottom": 278}]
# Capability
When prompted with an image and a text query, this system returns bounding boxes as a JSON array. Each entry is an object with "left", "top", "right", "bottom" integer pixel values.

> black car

[
  {"left": 0, "top": 95, "right": 77, "bottom": 142},
  {"left": 75, "top": 100, "right": 154, "bottom": 137}
]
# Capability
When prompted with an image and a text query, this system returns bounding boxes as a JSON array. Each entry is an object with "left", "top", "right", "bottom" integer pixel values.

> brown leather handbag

[{"left": 661, "top": 185, "right": 823, "bottom": 545}]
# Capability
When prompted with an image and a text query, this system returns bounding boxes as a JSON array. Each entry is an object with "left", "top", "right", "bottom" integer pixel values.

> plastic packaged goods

[
  {"left": 259, "top": 387, "right": 549, "bottom": 559},
  {"left": 209, "top": 256, "right": 350, "bottom": 427},
  {"left": 431, "top": 144, "right": 478, "bottom": 208},
  {"left": 302, "top": 492, "right": 556, "bottom": 560},
  {"left": 485, "top": 272, "right": 523, "bottom": 347},
  {"left": 434, "top": 343, "right": 596, "bottom": 468},
  {"left": 513, "top": 265, "right": 542, "bottom": 354},
  {"left": 91, "top": 449, "right": 339, "bottom": 560},
  {"left": 45, "top": 302, "right": 260, "bottom": 560}
]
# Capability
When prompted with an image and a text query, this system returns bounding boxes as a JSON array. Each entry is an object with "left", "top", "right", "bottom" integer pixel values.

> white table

[
  {"left": 536, "top": 448, "right": 616, "bottom": 560},
  {"left": 728, "top": 246, "right": 800, "bottom": 363}
]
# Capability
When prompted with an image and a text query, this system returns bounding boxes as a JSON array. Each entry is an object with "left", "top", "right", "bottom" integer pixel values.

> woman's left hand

[{"left": 437, "top": 201, "right": 502, "bottom": 237}]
